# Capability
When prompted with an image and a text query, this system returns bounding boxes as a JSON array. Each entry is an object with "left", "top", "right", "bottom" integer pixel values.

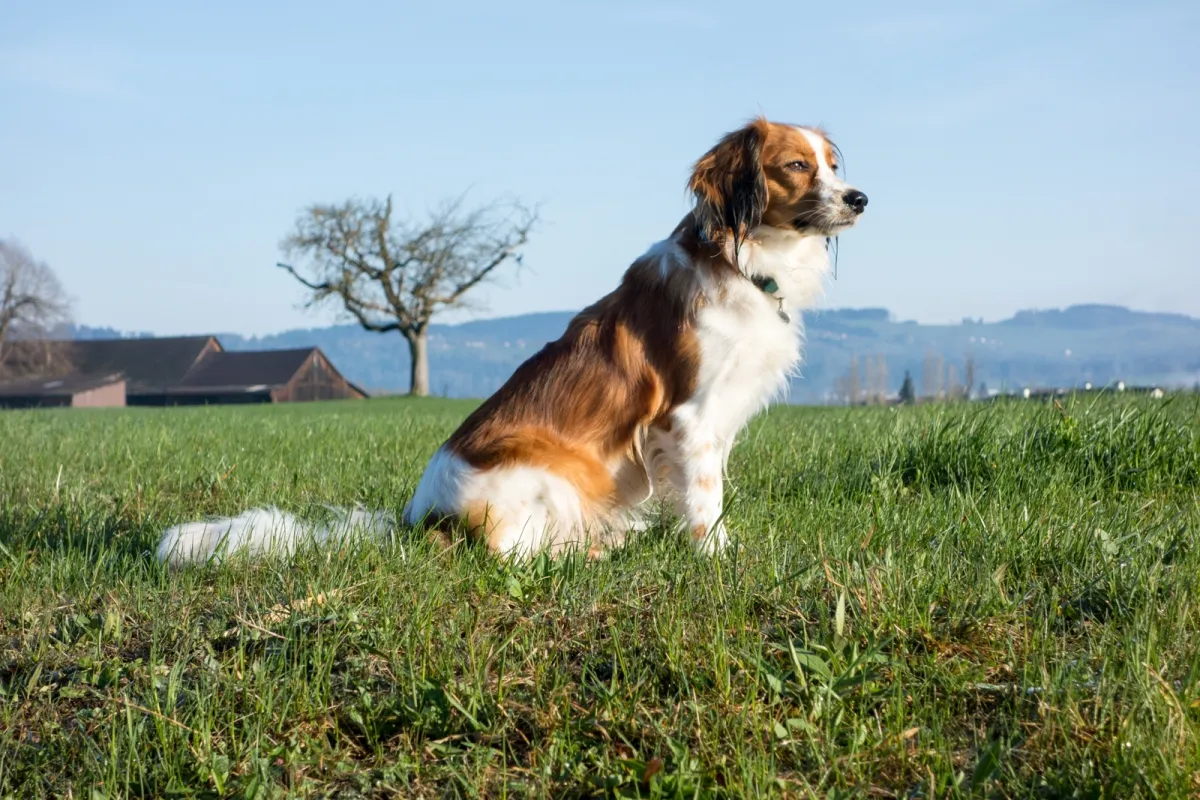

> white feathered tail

[{"left": 156, "top": 506, "right": 395, "bottom": 566}]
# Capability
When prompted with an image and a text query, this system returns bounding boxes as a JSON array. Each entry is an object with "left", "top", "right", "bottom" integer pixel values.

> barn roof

[
  {"left": 59, "top": 336, "right": 219, "bottom": 392},
  {"left": 2, "top": 337, "right": 367, "bottom": 404},
  {"left": 175, "top": 348, "right": 316, "bottom": 390}
]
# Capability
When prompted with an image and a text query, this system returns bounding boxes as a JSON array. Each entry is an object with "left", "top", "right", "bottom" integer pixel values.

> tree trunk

[
  {"left": 406, "top": 329, "right": 430, "bottom": 397},
  {"left": 0, "top": 317, "right": 10, "bottom": 369}
]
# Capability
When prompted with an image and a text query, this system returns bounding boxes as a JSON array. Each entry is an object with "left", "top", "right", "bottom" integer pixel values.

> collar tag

[
  {"left": 776, "top": 299, "right": 791, "bottom": 324},
  {"left": 751, "top": 275, "right": 790, "bottom": 322}
]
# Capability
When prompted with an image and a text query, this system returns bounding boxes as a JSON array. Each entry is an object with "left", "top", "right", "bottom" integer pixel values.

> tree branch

[
  {"left": 0, "top": 239, "right": 71, "bottom": 377},
  {"left": 275, "top": 193, "right": 536, "bottom": 373}
]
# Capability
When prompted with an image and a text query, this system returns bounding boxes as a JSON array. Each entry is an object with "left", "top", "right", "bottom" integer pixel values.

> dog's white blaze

[{"left": 796, "top": 126, "right": 849, "bottom": 198}]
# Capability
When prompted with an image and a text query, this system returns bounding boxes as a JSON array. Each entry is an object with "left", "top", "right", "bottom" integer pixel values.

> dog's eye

[
  {"left": 784, "top": 160, "right": 810, "bottom": 172},
  {"left": 830, "top": 163, "right": 839, "bottom": 173}
]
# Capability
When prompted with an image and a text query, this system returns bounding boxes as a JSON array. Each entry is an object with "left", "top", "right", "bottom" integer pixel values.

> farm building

[
  {"left": 0, "top": 373, "right": 127, "bottom": 409},
  {"left": 157, "top": 348, "right": 366, "bottom": 405},
  {"left": 0, "top": 337, "right": 366, "bottom": 409}
]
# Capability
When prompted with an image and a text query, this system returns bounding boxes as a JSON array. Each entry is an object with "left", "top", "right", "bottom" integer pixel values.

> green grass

[{"left": 2, "top": 394, "right": 1200, "bottom": 798}]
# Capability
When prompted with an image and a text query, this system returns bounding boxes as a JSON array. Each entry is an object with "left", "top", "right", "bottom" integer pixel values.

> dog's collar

[
  {"left": 750, "top": 275, "right": 779, "bottom": 295},
  {"left": 749, "top": 275, "right": 791, "bottom": 323}
]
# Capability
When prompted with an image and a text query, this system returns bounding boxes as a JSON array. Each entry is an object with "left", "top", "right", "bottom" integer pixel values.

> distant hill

[{"left": 69, "top": 304, "right": 1200, "bottom": 403}]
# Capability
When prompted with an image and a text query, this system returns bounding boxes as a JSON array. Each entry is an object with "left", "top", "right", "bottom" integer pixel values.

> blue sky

[{"left": 1, "top": 0, "right": 1197, "bottom": 336}]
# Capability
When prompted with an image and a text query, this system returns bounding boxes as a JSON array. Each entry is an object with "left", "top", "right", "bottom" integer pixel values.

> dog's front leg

[{"left": 665, "top": 411, "right": 729, "bottom": 554}]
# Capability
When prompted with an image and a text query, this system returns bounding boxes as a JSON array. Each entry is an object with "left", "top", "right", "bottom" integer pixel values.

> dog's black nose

[{"left": 843, "top": 190, "right": 868, "bottom": 214}]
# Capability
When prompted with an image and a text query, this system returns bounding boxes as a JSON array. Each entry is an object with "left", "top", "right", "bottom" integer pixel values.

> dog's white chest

[{"left": 691, "top": 288, "right": 803, "bottom": 441}]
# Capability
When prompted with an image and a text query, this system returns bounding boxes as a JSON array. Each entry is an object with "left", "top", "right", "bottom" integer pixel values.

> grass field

[{"left": 2, "top": 395, "right": 1200, "bottom": 798}]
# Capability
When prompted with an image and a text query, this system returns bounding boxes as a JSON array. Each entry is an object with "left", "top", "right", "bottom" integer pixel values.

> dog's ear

[{"left": 689, "top": 119, "right": 767, "bottom": 255}]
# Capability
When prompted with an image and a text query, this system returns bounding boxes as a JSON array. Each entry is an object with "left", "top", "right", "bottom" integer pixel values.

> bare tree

[
  {"left": 921, "top": 353, "right": 937, "bottom": 401},
  {"left": 846, "top": 355, "right": 861, "bottom": 406},
  {"left": 872, "top": 352, "right": 889, "bottom": 404},
  {"left": 277, "top": 194, "right": 537, "bottom": 397},
  {"left": 861, "top": 354, "right": 888, "bottom": 405},
  {"left": 863, "top": 355, "right": 876, "bottom": 405},
  {"left": 947, "top": 363, "right": 962, "bottom": 400},
  {"left": 832, "top": 373, "right": 846, "bottom": 406},
  {"left": 0, "top": 240, "right": 71, "bottom": 376},
  {"left": 964, "top": 353, "right": 976, "bottom": 400},
  {"left": 920, "top": 352, "right": 950, "bottom": 402}
]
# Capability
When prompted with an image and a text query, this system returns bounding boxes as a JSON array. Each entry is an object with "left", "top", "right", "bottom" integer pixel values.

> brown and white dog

[
  {"left": 157, "top": 119, "right": 867, "bottom": 565},
  {"left": 400, "top": 118, "right": 867, "bottom": 557}
]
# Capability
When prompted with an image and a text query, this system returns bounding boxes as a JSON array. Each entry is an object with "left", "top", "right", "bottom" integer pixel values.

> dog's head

[{"left": 689, "top": 118, "right": 867, "bottom": 253}]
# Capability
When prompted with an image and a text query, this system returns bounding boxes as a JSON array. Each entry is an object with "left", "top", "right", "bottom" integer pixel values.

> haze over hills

[{"left": 72, "top": 304, "right": 1200, "bottom": 403}]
